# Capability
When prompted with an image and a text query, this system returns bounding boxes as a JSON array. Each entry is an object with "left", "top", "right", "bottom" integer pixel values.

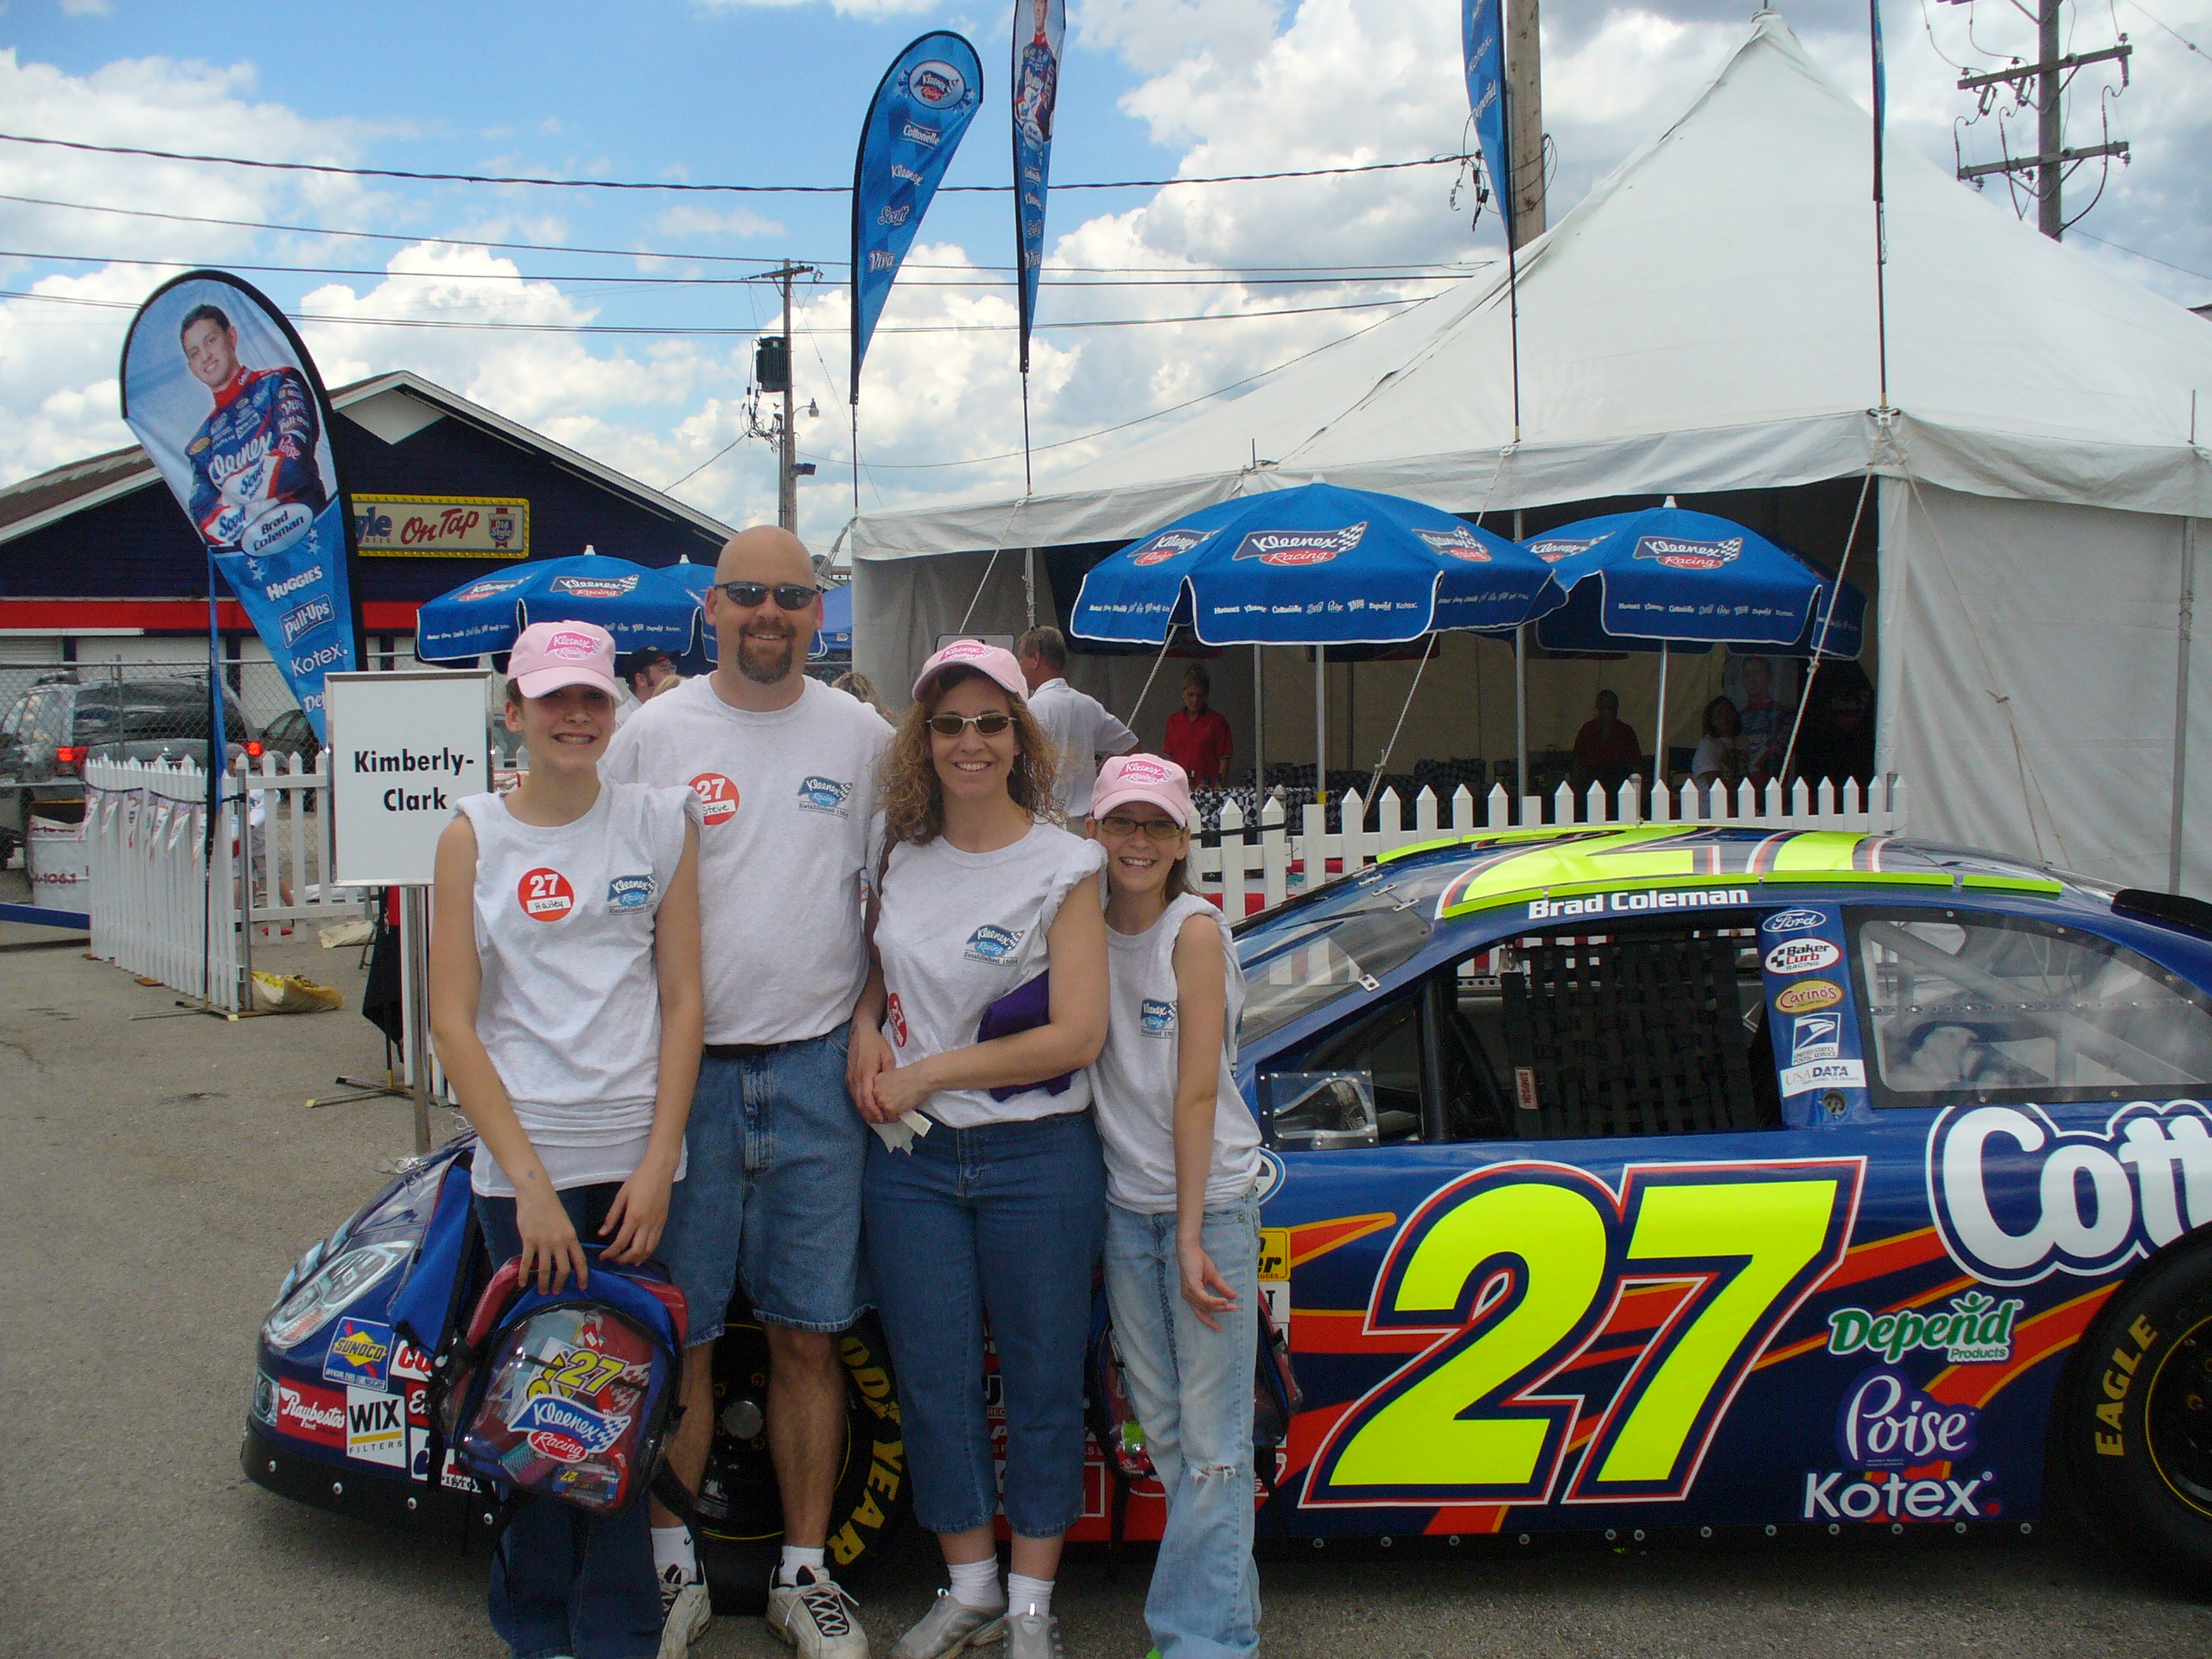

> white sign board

[{"left": 325, "top": 670, "right": 493, "bottom": 887}]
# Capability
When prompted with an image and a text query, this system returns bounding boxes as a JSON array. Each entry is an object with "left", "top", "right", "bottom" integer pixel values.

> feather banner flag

[
  {"left": 1461, "top": 0, "right": 1511, "bottom": 237},
  {"left": 1012, "top": 0, "right": 1065, "bottom": 376}
]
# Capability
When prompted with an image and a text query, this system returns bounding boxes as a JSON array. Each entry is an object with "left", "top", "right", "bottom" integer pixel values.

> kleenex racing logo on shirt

[
  {"left": 795, "top": 775, "right": 854, "bottom": 817},
  {"left": 1141, "top": 998, "right": 1177, "bottom": 1037},
  {"left": 607, "top": 874, "right": 655, "bottom": 911},
  {"left": 964, "top": 925, "right": 1023, "bottom": 963}
]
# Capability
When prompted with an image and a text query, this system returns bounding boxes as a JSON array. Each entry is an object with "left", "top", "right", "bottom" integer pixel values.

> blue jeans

[
  {"left": 659, "top": 1027, "right": 867, "bottom": 1344},
  {"left": 863, "top": 1109, "right": 1105, "bottom": 1538},
  {"left": 1103, "top": 1196, "right": 1263, "bottom": 1659},
  {"left": 474, "top": 1185, "right": 663, "bottom": 1659}
]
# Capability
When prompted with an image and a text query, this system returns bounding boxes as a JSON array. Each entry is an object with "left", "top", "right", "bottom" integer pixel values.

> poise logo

[
  {"left": 1927, "top": 1100, "right": 2212, "bottom": 1285},
  {"left": 1836, "top": 1369, "right": 1978, "bottom": 1471}
]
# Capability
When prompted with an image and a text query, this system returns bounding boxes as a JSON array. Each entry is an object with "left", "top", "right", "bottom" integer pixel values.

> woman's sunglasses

[
  {"left": 715, "top": 581, "right": 818, "bottom": 611},
  {"left": 926, "top": 711, "right": 1014, "bottom": 738}
]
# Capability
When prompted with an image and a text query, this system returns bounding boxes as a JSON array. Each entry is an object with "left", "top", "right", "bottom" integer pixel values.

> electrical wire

[
  {"left": 2126, "top": 0, "right": 2212, "bottom": 61},
  {"left": 2069, "top": 228, "right": 2212, "bottom": 283},
  {"left": 0, "top": 130, "right": 1471, "bottom": 197}
]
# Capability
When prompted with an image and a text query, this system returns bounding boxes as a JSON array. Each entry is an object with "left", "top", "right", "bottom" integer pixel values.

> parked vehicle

[{"left": 243, "top": 825, "right": 2212, "bottom": 1598}]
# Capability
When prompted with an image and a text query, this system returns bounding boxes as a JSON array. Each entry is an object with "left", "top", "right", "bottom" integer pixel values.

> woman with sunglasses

[
  {"left": 1087, "top": 754, "right": 1262, "bottom": 1659},
  {"left": 847, "top": 640, "right": 1109, "bottom": 1659}
]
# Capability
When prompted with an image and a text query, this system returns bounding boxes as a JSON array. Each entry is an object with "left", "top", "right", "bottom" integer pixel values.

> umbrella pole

[
  {"left": 1654, "top": 642, "right": 1669, "bottom": 815},
  {"left": 1514, "top": 623, "right": 1528, "bottom": 827},
  {"left": 1252, "top": 645, "right": 1265, "bottom": 791},
  {"left": 1315, "top": 643, "right": 1328, "bottom": 806}
]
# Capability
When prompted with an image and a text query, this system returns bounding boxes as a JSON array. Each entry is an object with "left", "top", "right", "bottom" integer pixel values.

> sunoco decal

[
  {"left": 322, "top": 1317, "right": 395, "bottom": 1389},
  {"left": 1927, "top": 1099, "right": 2212, "bottom": 1285}
]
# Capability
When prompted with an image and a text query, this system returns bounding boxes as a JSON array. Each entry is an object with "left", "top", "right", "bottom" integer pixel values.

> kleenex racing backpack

[{"left": 434, "top": 1244, "right": 688, "bottom": 1516}]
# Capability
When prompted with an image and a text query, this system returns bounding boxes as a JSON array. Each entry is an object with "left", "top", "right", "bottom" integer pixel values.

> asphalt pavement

[{"left": 2, "top": 884, "right": 2209, "bottom": 1658}]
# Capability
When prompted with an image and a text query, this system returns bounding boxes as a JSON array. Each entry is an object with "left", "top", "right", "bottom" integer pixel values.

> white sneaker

[
  {"left": 890, "top": 1590, "right": 1007, "bottom": 1658},
  {"left": 1003, "top": 1610, "right": 1064, "bottom": 1659},
  {"left": 658, "top": 1562, "right": 712, "bottom": 1659},
  {"left": 767, "top": 1564, "right": 870, "bottom": 1659}
]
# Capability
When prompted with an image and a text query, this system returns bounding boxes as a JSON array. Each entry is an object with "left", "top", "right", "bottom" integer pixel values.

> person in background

[
  {"left": 1016, "top": 625, "right": 1137, "bottom": 820},
  {"left": 831, "top": 669, "right": 893, "bottom": 725},
  {"left": 1690, "top": 696, "right": 1749, "bottom": 810},
  {"left": 616, "top": 647, "right": 681, "bottom": 728},
  {"left": 1736, "top": 655, "right": 1795, "bottom": 786},
  {"left": 428, "top": 620, "right": 705, "bottom": 1659},
  {"left": 1789, "top": 669, "right": 1877, "bottom": 798},
  {"left": 1161, "top": 664, "right": 1233, "bottom": 786},
  {"left": 849, "top": 640, "right": 1109, "bottom": 1659},
  {"left": 1567, "top": 690, "right": 1644, "bottom": 798},
  {"left": 1088, "top": 753, "right": 1263, "bottom": 1659}
]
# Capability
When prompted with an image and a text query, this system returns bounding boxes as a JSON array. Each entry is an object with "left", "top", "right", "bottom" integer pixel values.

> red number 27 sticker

[
  {"left": 518, "top": 868, "right": 575, "bottom": 922},
  {"left": 690, "top": 772, "right": 741, "bottom": 827}
]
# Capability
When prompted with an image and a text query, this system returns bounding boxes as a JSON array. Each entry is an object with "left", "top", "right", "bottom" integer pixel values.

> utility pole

[
  {"left": 746, "top": 261, "right": 820, "bottom": 531},
  {"left": 1953, "top": 0, "right": 2129, "bottom": 241},
  {"left": 1503, "top": 0, "right": 1546, "bottom": 246}
]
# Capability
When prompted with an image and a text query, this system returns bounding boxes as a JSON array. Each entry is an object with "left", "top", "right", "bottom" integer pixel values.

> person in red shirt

[
  {"left": 1162, "top": 664, "right": 1234, "bottom": 785},
  {"left": 1568, "top": 689, "right": 1646, "bottom": 798}
]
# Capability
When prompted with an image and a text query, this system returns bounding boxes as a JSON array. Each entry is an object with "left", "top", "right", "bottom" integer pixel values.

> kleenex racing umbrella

[
  {"left": 1072, "top": 481, "right": 1565, "bottom": 802},
  {"left": 415, "top": 548, "right": 705, "bottom": 663}
]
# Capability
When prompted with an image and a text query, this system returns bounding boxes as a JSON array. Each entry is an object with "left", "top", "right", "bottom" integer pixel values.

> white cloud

[
  {"left": 652, "top": 204, "right": 787, "bottom": 239},
  {"left": 692, "top": 0, "right": 940, "bottom": 14},
  {"left": 60, "top": 0, "right": 114, "bottom": 15}
]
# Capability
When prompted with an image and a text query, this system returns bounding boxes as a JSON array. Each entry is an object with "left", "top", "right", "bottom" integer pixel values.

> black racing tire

[
  {"left": 2063, "top": 1236, "right": 2212, "bottom": 1578},
  {"left": 693, "top": 1311, "right": 910, "bottom": 1614}
]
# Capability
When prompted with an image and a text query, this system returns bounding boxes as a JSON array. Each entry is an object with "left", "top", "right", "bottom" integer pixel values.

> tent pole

[
  {"left": 1654, "top": 642, "right": 1669, "bottom": 817},
  {"left": 1315, "top": 643, "right": 1328, "bottom": 807},
  {"left": 2171, "top": 515, "right": 2197, "bottom": 894},
  {"left": 1514, "top": 509, "right": 1528, "bottom": 824},
  {"left": 1252, "top": 644, "right": 1265, "bottom": 793}
]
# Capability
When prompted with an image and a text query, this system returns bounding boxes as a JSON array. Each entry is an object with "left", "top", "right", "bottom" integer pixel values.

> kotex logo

[
  {"left": 910, "top": 60, "right": 969, "bottom": 107},
  {"left": 964, "top": 924, "right": 1022, "bottom": 963},
  {"left": 1763, "top": 908, "right": 1827, "bottom": 934},
  {"left": 1413, "top": 525, "right": 1493, "bottom": 562},
  {"left": 1928, "top": 1100, "right": 2212, "bottom": 1285},
  {"left": 1632, "top": 534, "right": 1743, "bottom": 570},
  {"left": 1128, "top": 528, "right": 1211, "bottom": 567},
  {"left": 1836, "top": 1368, "right": 1978, "bottom": 1471},
  {"left": 549, "top": 575, "right": 638, "bottom": 600},
  {"left": 1764, "top": 937, "right": 1841, "bottom": 976},
  {"left": 1802, "top": 1467, "right": 1993, "bottom": 1523},
  {"left": 1230, "top": 522, "right": 1369, "bottom": 567}
]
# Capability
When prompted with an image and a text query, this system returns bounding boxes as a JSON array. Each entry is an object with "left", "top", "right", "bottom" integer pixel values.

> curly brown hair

[{"left": 878, "top": 666, "right": 1063, "bottom": 846}]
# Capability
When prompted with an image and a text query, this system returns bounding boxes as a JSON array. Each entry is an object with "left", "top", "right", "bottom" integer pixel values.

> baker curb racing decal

[
  {"left": 1928, "top": 1099, "right": 2212, "bottom": 1286},
  {"left": 1764, "top": 938, "right": 1841, "bottom": 976}
]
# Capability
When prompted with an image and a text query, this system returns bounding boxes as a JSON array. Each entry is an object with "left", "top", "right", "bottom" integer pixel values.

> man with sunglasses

[{"left": 601, "top": 525, "right": 888, "bottom": 1659}]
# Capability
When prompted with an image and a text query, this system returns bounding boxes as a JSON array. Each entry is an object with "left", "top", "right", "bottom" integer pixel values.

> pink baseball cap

[
  {"left": 509, "top": 620, "right": 623, "bottom": 700},
  {"left": 912, "top": 638, "right": 1027, "bottom": 702},
  {"left": 1091, "top": 753, "right": 1195, "bottom": 828}
]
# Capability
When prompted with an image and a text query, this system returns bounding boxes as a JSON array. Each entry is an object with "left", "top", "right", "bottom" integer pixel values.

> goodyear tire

[
  {"left": 2063, "top": 1238, "right": 2212, "bottom": 1576},
  {"left": 693, "top": 1312, "right": 909, "bottom": 1614}
]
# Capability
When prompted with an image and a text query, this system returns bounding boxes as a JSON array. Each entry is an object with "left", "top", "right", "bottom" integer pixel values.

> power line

[
  {"left": 2126, "top": 0, "right": 2209, "bottom": 63},
  {"left": 0, "top": 191, "right": 1488, "bottom": 279},
  {"left": 0, "top": 130, "right": 1471, "bottom": 197},
  {"left": 2070, "top": 227, "right": 2212, "bottom": 283}
]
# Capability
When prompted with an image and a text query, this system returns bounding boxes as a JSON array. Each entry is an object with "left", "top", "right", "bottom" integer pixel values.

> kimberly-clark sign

[
  {"left": 325, "top": 671, "right": 493, "bottom": 887},
  {"left": 119, "top": 271, "right": 359, "bottom": 741}
]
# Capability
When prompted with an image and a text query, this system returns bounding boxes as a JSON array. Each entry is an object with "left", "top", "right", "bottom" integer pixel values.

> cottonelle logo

[
  {"left": 1632, "top": 535, "right": 1743, "bottom": 570},
  {"left": 1230, "top": 522, "right": 1368, "bottom": 567}
]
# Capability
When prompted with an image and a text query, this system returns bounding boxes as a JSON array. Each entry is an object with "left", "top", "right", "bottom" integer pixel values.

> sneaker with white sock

[
  {"left": 889, "top": 1589, "right": 1007, "bottom": 1659},
  {"left": 1003, "top": 1610, "right": 1064, "bottom": 1659},
  {"left": 658, "top": 1562, "right": 712, "bottom": 1658},
  {"left": 766, "top": 1564, "right": 870, "bottom": 1659}
]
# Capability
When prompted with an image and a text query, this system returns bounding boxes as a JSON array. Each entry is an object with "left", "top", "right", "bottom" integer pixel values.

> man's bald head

[
  {"left": 715, "top": 525, "right": 815, "bottom": 587},
  {"left": 702, "top": 525, "right": 821, "bottom": 703}
]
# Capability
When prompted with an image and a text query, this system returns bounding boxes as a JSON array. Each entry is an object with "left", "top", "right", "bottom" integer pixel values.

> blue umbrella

[
  {"left": 810, "top": 583, "right": 854, "bottom": 662},
  {"left": 416, "top": 549, "right": 704, "bottom": 662}
]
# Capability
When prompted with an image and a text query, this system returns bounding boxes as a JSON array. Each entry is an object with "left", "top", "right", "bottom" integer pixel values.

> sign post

[{"left": 325, "top": 670, "right": 493, "bottom": 1152}]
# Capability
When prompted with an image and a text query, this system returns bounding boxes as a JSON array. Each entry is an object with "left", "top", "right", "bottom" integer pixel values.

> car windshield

[{"left": 1236, "top": 861, "right": 1459, "bottom": 1045}]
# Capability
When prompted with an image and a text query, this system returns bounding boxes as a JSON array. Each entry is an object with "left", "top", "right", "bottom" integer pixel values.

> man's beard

[{"left": 735, "top": 629, "right": 796, "bottom": 684}]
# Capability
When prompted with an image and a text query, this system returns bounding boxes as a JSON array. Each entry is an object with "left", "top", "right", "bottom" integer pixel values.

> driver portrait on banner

[
  {"left": 179, "top": 302, "right": 329, "bottom": 556},
  {"left": 1014, "top": 0, "right": 1061, "bottom": 149}
]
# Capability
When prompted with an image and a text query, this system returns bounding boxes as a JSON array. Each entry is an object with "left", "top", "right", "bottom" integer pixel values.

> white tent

[{"left": 850, "top": 10, "right": 2212, "bottom": 888}]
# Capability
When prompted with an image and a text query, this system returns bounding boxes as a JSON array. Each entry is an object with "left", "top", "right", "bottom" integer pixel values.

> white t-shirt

[
  {"left": 1092, "top": 892, "right": 1262, "bottom": 1213},
  {"left": 457, "top": 782, "right": 699, "bottom": 1197},
  {"left": 601, "top": 674, "right": 888, "bottom": 1045},
  {"left": 874, "top": 822, "right": 1107, "bottom": 1129},
  {"left": 1028, "top": 677, "right": 1137, "bottom": 819}
]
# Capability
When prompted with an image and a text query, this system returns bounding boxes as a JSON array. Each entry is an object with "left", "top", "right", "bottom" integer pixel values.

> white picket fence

[
  {"left": 83, "top": 753, "right": 363, "bottom": 1011},
  {"left": 1191, "top": 774, "right": 1906, "bottom": 916}
]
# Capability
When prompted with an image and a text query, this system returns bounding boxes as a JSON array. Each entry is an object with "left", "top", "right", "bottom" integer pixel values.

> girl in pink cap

[
  {"left": 428, "top": 619, "right": 710, "bottom": 1659},
  {"left": 1087, "top": 752, "right": 1263, "bottom": 1659}
]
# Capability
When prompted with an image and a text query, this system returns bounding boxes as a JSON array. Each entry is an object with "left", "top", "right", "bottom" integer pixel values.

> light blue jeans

[{"left": 1103, "top": 1194, "right": 1262, "bottom": 1659}]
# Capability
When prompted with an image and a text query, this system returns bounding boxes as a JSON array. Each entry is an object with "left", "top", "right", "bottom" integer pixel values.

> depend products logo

[
  {"left": 965, "top": 924, "right": 1022, "bottom": 963},
  {"left": 1765, "top": 938, "right": 1841, "bottom": 975},
  {"left": 1230, "top": 522, "right": 1369, "bottom": 567},
  {"left": 910, "top": 60, "right": 969, "bottom": 107},
  {"left": 1632, "top": 534, "right": 1744, "bottom": 570},
  {"left": 1827, "top": 1290, "right": 2024, "bottom": 1365},
  {"left": 1129, "top": 529, "right": 1211, "bottom": 567},
  {"left": 1414, "top": 525, "right": 1493, "bottom": 562},
  {"left": 549, "top": 575, "right": 638, "bottom": 600}
]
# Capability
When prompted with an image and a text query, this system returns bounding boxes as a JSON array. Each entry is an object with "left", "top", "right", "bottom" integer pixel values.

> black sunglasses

[
  {"left": 715, "top": 581, "right": 818, "bottom": 611},
  {"left": 925, "top": 711, "right": 1014, "bottom": 738}
]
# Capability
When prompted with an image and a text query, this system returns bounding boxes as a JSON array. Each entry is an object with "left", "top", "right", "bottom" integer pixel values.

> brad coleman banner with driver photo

[
  {"left": 850, "top": 29, "right": 984, "bottom": 400},
  {"left": 120, "top": 270, "right": 362, "bottom": 741},
  {"left": 1011, "top": 0, "right": 1065, "bottom": 376}
]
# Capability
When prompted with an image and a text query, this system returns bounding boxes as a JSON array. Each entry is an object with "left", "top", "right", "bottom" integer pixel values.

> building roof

[{"left": 0, "top": 369, "right": 734, "bottom": 550}]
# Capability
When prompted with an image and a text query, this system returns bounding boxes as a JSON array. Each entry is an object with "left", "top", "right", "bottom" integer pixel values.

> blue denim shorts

[{"left": 658, "top": 1027, "right": 868, "bottom": 1345}]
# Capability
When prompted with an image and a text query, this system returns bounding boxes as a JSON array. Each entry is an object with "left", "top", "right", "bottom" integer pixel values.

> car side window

[
  {"left": 1852, "top": 909, "right": 2212, "bottom": 1104},
  {"left": 1304, "top": 993, "right": 1426, "bottom": 1144}
]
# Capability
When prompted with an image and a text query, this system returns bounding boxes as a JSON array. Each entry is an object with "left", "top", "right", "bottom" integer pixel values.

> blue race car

[{"left": 245, "top": 825, "right": 2212, "bottom": 1585}]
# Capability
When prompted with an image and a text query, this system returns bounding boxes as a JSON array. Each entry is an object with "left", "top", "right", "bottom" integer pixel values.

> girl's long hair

[{"left": 879, "top": 666, "right": 1062, "bottom": 846}]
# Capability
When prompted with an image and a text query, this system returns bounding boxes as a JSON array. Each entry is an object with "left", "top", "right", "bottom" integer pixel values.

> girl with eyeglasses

[
  {"left": 846, "top": 640, "right": 1109, "bottom": 1659},
  {"left": 1086, "top": 753, "right": 1262, "bottom": 1659}
]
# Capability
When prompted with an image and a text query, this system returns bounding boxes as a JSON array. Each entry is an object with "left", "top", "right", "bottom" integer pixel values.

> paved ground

[{"left": 2, "top": 886, "right": 2209, "bottom": 1658}]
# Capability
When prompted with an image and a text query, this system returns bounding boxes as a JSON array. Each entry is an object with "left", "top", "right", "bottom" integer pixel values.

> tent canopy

[{"left": 848, "top": 10, "right": 2212, "bottom": 565}]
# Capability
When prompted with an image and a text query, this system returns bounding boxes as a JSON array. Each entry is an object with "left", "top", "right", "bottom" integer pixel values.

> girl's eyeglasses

[
  {"left": 925, "top": 711, "right": 1014, "bottom": 738},
  {"left": 1096, "top": 815, "right": 1184, "bottom": 841}
]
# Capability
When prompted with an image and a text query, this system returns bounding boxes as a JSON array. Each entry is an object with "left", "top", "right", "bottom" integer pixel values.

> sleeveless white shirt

[
  {"left": 1091, "top": 891, "right": 1262, "bottom": 1213},
  {"left": 456, "top": 783, "right": 698, "bottom": 1196}
]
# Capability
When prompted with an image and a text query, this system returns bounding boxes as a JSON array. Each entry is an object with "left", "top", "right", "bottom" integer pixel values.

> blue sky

[{"left": 2, "top": 0, "right": 2206, "bottom": 546}]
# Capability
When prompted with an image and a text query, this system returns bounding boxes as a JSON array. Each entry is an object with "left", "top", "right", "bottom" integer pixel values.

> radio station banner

[
  {"left": 1012, "top": 0, "right": 1065, "bottom": 374},
  {"left": 354, "top": 495, "right": 529, "bottom": 559},
  {"left": 119, "top": 271, "right": 360, "bottom": 741},
  {"left": 1462, "top": 0, "right": 1511, "bottom": 237},
  {"left": 851, "top": 30, "right": 983, "bottom": 400}
]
